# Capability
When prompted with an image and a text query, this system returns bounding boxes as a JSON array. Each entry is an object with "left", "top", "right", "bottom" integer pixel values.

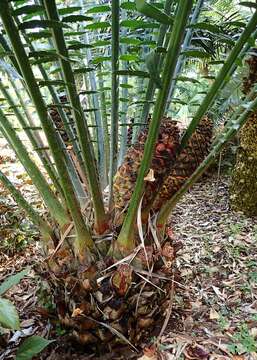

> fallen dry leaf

[
  {"left": 250, "top": 353, "right": 257, "bottom": 360},
  {"left": 144, "top": 168, "right": 155, "bottom": 182},
  {"left": 184, "top": 344, "right": 209, "bottom": 359},
  {"left": 250, "top": 327, "right": 257, "bottom": 338},
  {"left": 138, "top": 356, "right": 158, "bottom": 360},
  {"left": 138, "top": 346, "right": 158, "bottom": 360},
  {"left": 209, "top": 308, "right": 220, "bottom": 320},
  {"left": 71, "top": 308, "right": 83, "bottom": 317}
]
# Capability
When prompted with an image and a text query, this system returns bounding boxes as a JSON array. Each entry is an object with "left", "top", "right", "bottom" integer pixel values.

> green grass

[{"left": 227, "top": 324, "right": 257, "bottom": 354}]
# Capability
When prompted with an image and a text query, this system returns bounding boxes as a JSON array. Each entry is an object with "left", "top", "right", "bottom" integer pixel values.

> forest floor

[{"left": 1, "top": 148, "right": 257, "bottom": 359}]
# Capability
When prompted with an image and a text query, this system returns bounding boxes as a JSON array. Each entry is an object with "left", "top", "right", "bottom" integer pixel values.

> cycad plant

[{"left": 0, "top": 0, "right": 256, "bottom": 352}]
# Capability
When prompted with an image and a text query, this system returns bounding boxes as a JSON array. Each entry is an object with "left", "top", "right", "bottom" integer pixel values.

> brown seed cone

[
  {"left": 113, "top": 117, "right": 180, "bottom": 226},
  {"left": 153, "top": 116, "right": 213, "bottom": 211},
  {"left": 49, "top": 95, "right": 74, "bottom": 145},
  {"left": 126, "top": 117, "right": 135, "bottom": 148}
]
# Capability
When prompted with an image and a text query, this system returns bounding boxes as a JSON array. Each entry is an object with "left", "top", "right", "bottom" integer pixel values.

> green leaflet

[
  {"left": 62, "top": 15, "right": 92, "bottom": 23},
  {"left": 74, "top": 67, "right": 95, "bottom": 74},
  {"left": 145, "top": 50, "right": 162, "bottom": 88},
  {"left": 120, "top": 83, "right": 133, "bottom": 89},
  {"left": 26, "top": 30, "right": 51, "bottom": 40},
  {"left": 120, "top": 2, "right": 137, "bottom": 11},
  {"left": 85, "top": 21, "right": 111, "bottom": 30},
  {"left": 120, "top": 37, "right": 142, "bottom": 45},
  {"left": 239, "top": 2, "right": 257, "bottom": 9},
  {"left": 92, "top": 40, "right": 111, "bottom": 47},
  {"left": 68, "top": 43, "right": 92, "bottom": 50},
  {"left": 136, "top": 0, "right": 173, "bottom": 25},
  {"left": 37, "top": 80, "right": 67, "bottom": 87},
  {"left": 12, "top": 5, "right": 44, "bottom": 16},
  {"left": 182, "top": 49, "right": 212, "bottom": 58},
  {"left": 0, "top": 298, "right": 20, "bottom": 330},
  {"left": 176, "top": 76, "right": 200, "bottom": 84},
  {"left": 92, "top": 56, "right": 111, "bottom": 64},
  {"left": 58, "top": 6, "right": 82, "bottom": 15},
  {"left": 87, "top": 5, "right": 111, "bottom": 13},
  {"left": 16, "top": 336, "right": 54, "bottom": 360},
  {"left": 189, "top": 22, "right": 221, "bottom": 33},
  {"left": 120, "top": 19, "right": 159, "bottom": 29},
  {"left": 0, "top": 268, "right": 29, "bottom": 296},
  {"left": 116, "top": 70, "right": 150, "bottom": 78},
  {"left": 120, "top": 54, "right": 139, "bottom": 61},
  {"left": 18, "top": 19, "right": 70, "bottom": 30}
]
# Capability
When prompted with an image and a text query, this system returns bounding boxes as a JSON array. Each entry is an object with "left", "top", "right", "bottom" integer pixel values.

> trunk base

[
  {"left": 230, "top": 146, "right": 257, "bottom": 216},
  {"left": 38, "top": 236, "right": 180, "bottom": 354}
]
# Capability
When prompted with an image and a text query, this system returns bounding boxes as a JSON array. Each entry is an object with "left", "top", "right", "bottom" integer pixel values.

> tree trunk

[{"left": 230, "top": 52, "right": 257, "bottom": 215}]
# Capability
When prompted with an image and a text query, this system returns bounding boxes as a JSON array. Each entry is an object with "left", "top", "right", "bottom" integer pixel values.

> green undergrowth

[{"left": 0, "top": 196, "right": 38, "bottom": 255}]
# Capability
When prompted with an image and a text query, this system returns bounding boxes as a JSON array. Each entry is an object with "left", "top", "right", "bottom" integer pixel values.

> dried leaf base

[{"left": 39, "top": 235, "right": 180, "bottom": 355}]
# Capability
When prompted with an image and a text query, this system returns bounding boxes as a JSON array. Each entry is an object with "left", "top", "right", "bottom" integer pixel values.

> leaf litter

[
  {"left": 1, "top": 141, "right": 257, "bottom": 359},
  {"left": 158, "top": 174, "right": 257, "bottom": 360}
]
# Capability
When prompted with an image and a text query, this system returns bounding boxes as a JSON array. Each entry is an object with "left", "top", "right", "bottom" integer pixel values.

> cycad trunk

[{"left": 230, "top": 52, "right": 257, "bottom": 215}]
